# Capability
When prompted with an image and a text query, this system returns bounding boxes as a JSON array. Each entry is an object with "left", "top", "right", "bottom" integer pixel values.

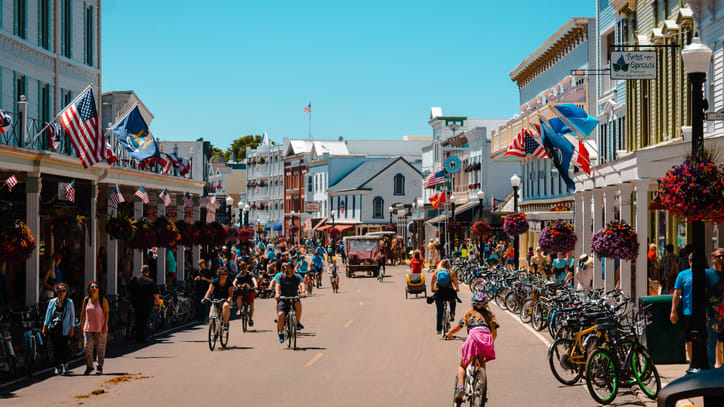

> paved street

[{"left": 2, "top": 264, "right": 647, "bottom": 406}]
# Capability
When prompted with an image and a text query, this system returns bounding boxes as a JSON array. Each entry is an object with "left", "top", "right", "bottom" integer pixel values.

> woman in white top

[{"left": 574, "top": 254, "right": 594, "bottom": 292}]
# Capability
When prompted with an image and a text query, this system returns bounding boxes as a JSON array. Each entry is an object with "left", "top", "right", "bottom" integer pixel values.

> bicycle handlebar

[{"left": 279, "top": 296, "right": 300, "bottom": 300}]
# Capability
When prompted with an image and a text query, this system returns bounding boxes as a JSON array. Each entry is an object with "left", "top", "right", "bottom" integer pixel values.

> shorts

[
  {"left": 507, "top": 258, "right": 515, "bottom": 265},
  {"left": 681, "top": 314, "right": 692, "bottom": 341},
  {"left": 277, "top": 298, "right": 299, "bottom": 314},
  {"left": 237, "top": 289, "right": 255, "bottom": 305}
]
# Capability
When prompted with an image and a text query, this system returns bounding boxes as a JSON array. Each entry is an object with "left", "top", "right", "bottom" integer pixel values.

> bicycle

[
  {"left": 331, "top": 274, "right": 339, "bottom": 293},
  {"left": 238, "top": 294, "right": 251, "bottom": 333},
  {"left": 441, "top": 300, "right": 451, "bottom": 340},
  {"left": 452, "top": 356, "right": 488, "bottom": 407},
  {"left": 0, "top": 312, "right": 17, "bottom": 378},
  {"left": 13, "top": 306, "right": 47, "bottom": 377},
  {"left": 547, "top": 317, "right": 615, "bottom": 385},
  {"left": 204, "top": 299, "right": 229, "bottom": 351},
  {"left": 279, "top": 296, "right": 299, "bottom": 350},
  {"left": 305, "top": 274, "right": 314, "bottom": 296},
  {"left": 315, "top": 270, "right": 323, "bottom": 288}
]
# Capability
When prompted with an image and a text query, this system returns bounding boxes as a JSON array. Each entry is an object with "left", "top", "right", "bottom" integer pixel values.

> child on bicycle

[
  {"left": 329, "top": 258, "right": 339, "bottom": 289},
  {"left": 446, "top": 292, "right": 499, "bottom": 404}
]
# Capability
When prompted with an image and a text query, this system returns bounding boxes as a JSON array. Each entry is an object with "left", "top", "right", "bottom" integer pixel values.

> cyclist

[
  {"left": 234, "top": 264, "right": 258, "bottom": 326},
  {"left": 311, "top": 251, "right": 324, "bottom": 286},
  {"left": 431, "top": 259, "right": 459, "bottom": 334},
  {"left": 329, "top": 258, "right": 340, "bottom": 289},
  {"left": 315, "top": 244, "right": 326, "bottom": 261},
  {"left": 446, "top": 292, "right": 498, "bottom": 404},
  {"left": 275, "top": 262, "right": 307, "bottom": 343},
  {"left": 201, "top": 267, "right": 234, "bottom": 332},
  {"left": 296, "top": 255, "right": 310, "bottom": 278}
]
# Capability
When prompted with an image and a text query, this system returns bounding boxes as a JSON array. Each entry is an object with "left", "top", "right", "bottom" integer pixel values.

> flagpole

[
  {"left": 28, "top": 83, "right": 94, "bottom": 146},
  {"left": 308, "top": 100, "right": 312, "bottom": 140}
]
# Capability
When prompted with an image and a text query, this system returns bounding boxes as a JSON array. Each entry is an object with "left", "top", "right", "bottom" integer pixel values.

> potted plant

[
  {"left": 176, "top": 221, "right": 196, "bottom": 246},
  {"left": 153, "top": 216, "right": 180, "bottom": 248},
  {"left": 658, "top": 151, "right": 724, "bottom": 222},
  {"left": 106, "top": 215, "right": 137, "bottom": 240},
  {"left": 538, "top": 220, "right": 577, "bottom": 254},
  {"left": 128, "top": 219, "right": 157, "bottom": 249},
  {"left": 52, "top": 215, "right": 85, "bottom": 241},
  {"left": 0, "top": 220, "right": 36, "bottom": 264},
  {"left": 591, "top": 220, "right": 639, "bottom": 261},
  {"left": 503, "top": 212, "right": 529, "bottom": 237},
  {"left": 208, "top": 222, "right": 227, "bottom": 246},
  {"left": 470, "top": 221, "right": 492, "bottom": 239}
]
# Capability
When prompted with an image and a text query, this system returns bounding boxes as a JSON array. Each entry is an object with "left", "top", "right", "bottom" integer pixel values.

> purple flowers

[
  {"left": 503, "top": 212, "right": 529, "bottom": 237},
  {"left": 591, "top": 220, "right": 639, "bottom": 261},
  {"left": 658, "top": 153, "right": 724, "bottom": 223},
  {"left": 538, "top": 220, "right": 577, "bottom": 254}
]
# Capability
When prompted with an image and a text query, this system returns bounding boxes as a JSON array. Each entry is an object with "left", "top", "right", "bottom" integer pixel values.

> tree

[
  {"left": 210, "top": 146, "right": 227, "bottom": 162},
  {"left": 226, "top": 134, "right": 264, "bottom": 161}
]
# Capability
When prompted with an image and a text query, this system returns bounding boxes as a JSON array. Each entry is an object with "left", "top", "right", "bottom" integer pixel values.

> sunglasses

[
  {"left": 715, "top": 255, "right": 724, "bottom": 260},
  {"left": 90, "top": 285, "right": 99, "bottom": 289},
  {"left": 56, "top": 289, "right": 66, "bottom": 293},
  {"left": 218, "top": 273, "right": 228, "bottom": 276}
]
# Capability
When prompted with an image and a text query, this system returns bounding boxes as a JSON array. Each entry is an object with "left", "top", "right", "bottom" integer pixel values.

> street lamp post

[
  {"left": 237, "top": 201, "right": 243, "bottom": 226},
  {"left": 291, "top": 210, "right": 296, "bottom": 245},
  {"left": 389, "top": 206, "right": 394, "bottom": 226},
  {"left": 681, "top": 36, "right": 712, "bottom": 372},
  {"left": 510, "top": 174, "right": 521, "bottom": 270},
  {"left": 477, "top": 190, "right": 485, "bottom": 262},
  {"left": 225, "top": 196, "right": 234, "bottom": 226}
]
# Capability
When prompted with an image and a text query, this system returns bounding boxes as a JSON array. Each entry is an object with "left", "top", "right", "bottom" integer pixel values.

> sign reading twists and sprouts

[{"left": 610, "top": 51, "right": 657, "bottom": 80}]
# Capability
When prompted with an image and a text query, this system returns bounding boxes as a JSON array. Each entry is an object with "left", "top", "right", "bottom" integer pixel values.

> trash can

[{"left": 640, "top": 295, "right": 687, "bottom": 364}]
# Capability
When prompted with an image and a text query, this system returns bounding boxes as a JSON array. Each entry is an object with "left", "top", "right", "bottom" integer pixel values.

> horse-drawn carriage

[
  {"left": 343, "top": 236, "right": 382, "bottom": 278},
  {"left": 366, "top": 231, "right": 405, "bottom": 265}
]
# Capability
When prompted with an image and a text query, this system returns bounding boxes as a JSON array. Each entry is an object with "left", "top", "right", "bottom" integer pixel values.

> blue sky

[{"left": 102, "top": 1, "right": 594, "bottom": 148}]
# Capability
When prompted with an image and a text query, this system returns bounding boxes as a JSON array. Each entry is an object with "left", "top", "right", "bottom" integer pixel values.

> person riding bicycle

[
  {"left": 430, "top": 259, "right": 460, "bottom": 334},
  {"left": 275, "top": 262, "right": 307, "bottom": 343},
  {"left": 329, "top": 258, "right": 339, "bottom": 289},
  {"left": 311, "top": 252, "right": 324, "bottom": 286},
  {"left": 315, "top": 244, "right": 326, "bottom": 261},
  {"left": 202, "top": 267, "right": 234, "bottom": 332},
  {"left": 234, "top": 264, "right": 258, "bottom": 326},
  {"left": 446, "top": 292, "right": 499, "bottom": 403},
  {"left": 296, "top": 256, "right": 310, "bottom": 278}
]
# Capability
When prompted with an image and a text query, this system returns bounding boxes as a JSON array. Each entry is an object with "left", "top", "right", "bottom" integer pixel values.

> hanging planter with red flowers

[
  {"left": 128, "top": 219, "right": 157, "bottom": 249},
  {"left": 591, "top": 220, "right": 639, "bottom": 261},
  {"left": 503, "top": 212, "right": 529, "bottom": 237},
  {"left": 176, "top": 221, "right": 196, "bottom": 246},
  {"left": 106, "top": 215, "right": 137, "bottom": 241},
  {"left": 52, "top": 215, "right": 85, "bottom": 241},
  {"left": 0, "top": 220, "right": 36, "bottom": 264},
  {"left": 658, "top": 151, "right": 724, "bottom": 223},
  {"left": 470, "top": 221, "right": 492, "bottom": 239},
  {"left": 153, "top": 216, "right": 180, "bottom": 248},
  {"left": 226, "top": 227, "right": 239, "bottom": 243},
  {"left": 193, "top": 221, "right": 212, "bottom": 245},
  {"left": 538, "top": 220, "right": 577, "bottom": 254},
  {"left": 239, "top": 228, "right": 253, "bottom": 242},
  {"left": 329, "top": 227, "right": 340, "bottom": 236},
  {"left": 208, "top": 222, "right": 227, "bottom": 246},
  {"left": 289, "top": 224, "right": 299, "bottom": 234}
]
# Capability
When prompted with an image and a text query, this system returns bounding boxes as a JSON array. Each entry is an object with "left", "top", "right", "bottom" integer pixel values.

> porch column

[
  {"left": 574, "top": 191, "right": 585, "bottom": 259},
  {"left": 106, "top": 193, "right": 118, "bottom": 296},
  {"left": 592, "top": 189, "right": 604, "bottom": 289},
  {"left": 25, "top": 176, "right": 41, "bottom": 306},
  {"left": 85, "top": 182, "right": 98, "bottom": 287},
  {"left": 634, "top": 181, "right": 651, "bottom": 301},
  {"left": 582, "top": 190, "right": 593, "bottom": 266},
  {"left": 603, "top": 186, "right": 617, "bottom": 291},
  {"left": 133, "top": 198, "right": 143, "bottom": 276},
  {"left": 192, "top": 196, "right": 201, "bottom": 266},
  {"left": 176, "top": 195, "right": 185, "bottom": 285},
  {"left": 157, "top": 200, "right": 166, "bottom": 288},
  {"left": 619, "top": 183, "right": 634, "bottom": 297}
]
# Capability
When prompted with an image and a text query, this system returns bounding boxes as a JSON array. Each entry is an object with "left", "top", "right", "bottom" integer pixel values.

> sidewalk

[{"left": 637, "top": 363, "right": 702, "bottom": 407}]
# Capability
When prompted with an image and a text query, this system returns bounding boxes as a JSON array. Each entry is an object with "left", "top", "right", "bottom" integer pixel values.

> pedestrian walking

[
  {"left": 42, "top": 283, "right": 75, "bottom": 375},
  {"left": 659, "top": 244, "right": 679, "bottom": 294},
  {"left": 192, "top": 259, "right": 213, "bottom": 321},
  {"left": 648, "top": 243, "right": 660, "bottom": 295},
  {"left": 574, "top": 254, "right": 594, "bottom": 292},
  {"left": 706, "top": 247, "right": 724, "bottom": 368},
  {"left": 79, "top": 281, "right": 109, "bottom": 375},
  {"left": 128, "top": 265, "right": 159, "bottom": 343},
  {"left": 552, "top": 253, "right": 569, "bottom": 284}
]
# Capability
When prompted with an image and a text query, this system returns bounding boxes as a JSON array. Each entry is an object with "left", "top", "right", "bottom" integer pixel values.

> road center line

[
  {"left": 359, "top": 301, "right": 365, "bottom": 306},
  {"left": 496, "top": 304, "right": 551, "bottom": 348},
  {"left": 305, "top": 353, "right": 324, "bottom": 367},
  {"left": 344, "top": 320, "right": 353, "bottom": 328}
]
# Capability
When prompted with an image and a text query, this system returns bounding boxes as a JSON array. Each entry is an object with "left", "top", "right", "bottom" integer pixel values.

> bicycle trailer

[{"left": 405, "top": 273, "right": 427, "bottom": 299}]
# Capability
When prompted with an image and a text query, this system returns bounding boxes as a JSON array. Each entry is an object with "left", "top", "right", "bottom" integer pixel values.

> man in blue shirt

[
  {"left": 706, "top": 248, "right": 724, "bottom": 368},
  {"left": 670, "top": 253, "right": 719, "bottom": 370},
  {"left": 311, "top": 253, "right": 324, "bottom": 286}
]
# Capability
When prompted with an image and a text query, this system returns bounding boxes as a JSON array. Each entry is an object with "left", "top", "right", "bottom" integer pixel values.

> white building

[{"left": 246, "top": 140, "right": 284, "bottom": 231}]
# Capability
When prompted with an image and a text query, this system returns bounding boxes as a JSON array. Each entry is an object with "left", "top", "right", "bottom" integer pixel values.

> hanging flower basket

[
  {"left": 591, "top": 220, "right": 639, "bottom": 261},
  {"left": 106, "top": 215, "right": 137, "bottom": 241},
  {"left": 471, "top": 221, "right": 492, "bottom": 239},
  {"left": 128, "top": 219, "right": 157, "bottom": 249},
  {"left": 658, "top": 152, "right": 724, "bottom": 223},
  {"left": 329, "top": 227, "right": 340, "bottom": 236},
  {"left": 208, "top": 222, "right": 227, "bottom": 246},
  {"left": 503, "top": 212, "right": 529, "bottom": 237},
  {"left": 176, "top": 221, "right": 196, "bottom": 246},
  {"left": 52, "top": 215, "right": 85, "bottom": 241},
  {"left": 289, "top": 224, "right": 299, "bottom": 234},
  {"left": 193, "top": 221, "right": 213, "bottom": 245},
  {"left": 0, "top": 220, "right": 36, "bottom": 264},
  {"left": 538, "top": 220, "right": 577, "bottom": 254},
  {"left": 153, "top": 216, "right": 180, "bottom": 248},
  {"left": 226, "top": 227, "right": 239, "bottom": 243},
  {"left": 446, "top": 221, "right": 463, "bottom": 233},
  {"left": 239, "top": 228, "right": 253, "bottom": 242}
]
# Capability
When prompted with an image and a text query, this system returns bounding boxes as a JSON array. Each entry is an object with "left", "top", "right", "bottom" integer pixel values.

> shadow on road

[{"left": 291, "top": 347, "right": 327, "bottom": 351}]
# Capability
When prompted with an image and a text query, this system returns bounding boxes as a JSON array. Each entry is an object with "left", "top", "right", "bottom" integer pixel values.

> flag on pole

[
  {"left": 5, "top": 174, "right": 18, "bottom": 191},
  {"left": 503, "top": 127, "right": 547, "bottom": 158},
  {"left": 551, "top": 104, "right": 599, "bottom": 139},
  {"left": 159, "top": 188, "right": 171, "bottom": 206},
  {"left": 183, "top": 192, "right": 193, "bottom": 207},
  {"left": 47, "top": 122, "right": 62, "bottom": 151},
  {"left": 0, "top": 110, "right": 12, "bottom": 134},
  {"left": 423, "top": 171, "right": 445, "bottom": 189},
  {"left": 65, "top": 180, "right": 76, "bottom": 203},
  {"left": 109, "top": 185, "right": 125, "bottom": 206},
  {"left": 104, "top": 142, "right": 119, "bottom": 165},
  {"left": 134, "top": 186, "right": 149, "bottom": 204},
  {"left": 59, "top": 87, "right": 105, "bottom": 168},
  {"left": 540, "top": 120, "right": 577, "bottom": 190},
  {"left": 304, "top": 102, "right": 311, "bottom": 114},
  {"left": 113, "top": 106, "right": 160, "bottom": 162}
]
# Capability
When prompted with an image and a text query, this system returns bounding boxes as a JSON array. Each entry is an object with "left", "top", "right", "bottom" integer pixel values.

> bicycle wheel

[
  {"left": 530, "top": 303, "right": 547, "bottom": 331},
  {"left": 208, "top": 319, "right": 217, "bottom": 351},
  {"left": 494, "top": 288, "right": 509, "bottom": 309},
  {"left": 442, "top": 307, "right": 451, "bottom": 337},
  {"left": 452, "top": 376, "right": 462, "bottom": 407},
  {"left": 220, "top": 321, "right": 229, "bottom": 348},
  {"left": 504, "top": 292, "right": 519, "bottom": 313},
  {"left": 286, "top": 316, "right": 293, "bottom": 349},
  {"left": 24, "top": 338, "right": 34, "bottom": 377},
  {"left": 585, "top": 348, "right": 619, "bottom": 405},
  {"left": 470, "top": 368, "right": 487, "bottom": 407},
  {"left": 548, "top": 338, "right": 584, "bottom": 385},
  {"left": 241, "top": 304, "right": 248, "bottom": 333},
  {"left": 519, "top": 300, "right": 534, "bottom": 324},
  {"left": 631, "top": 347, "right": 660, "bottom": 399}
]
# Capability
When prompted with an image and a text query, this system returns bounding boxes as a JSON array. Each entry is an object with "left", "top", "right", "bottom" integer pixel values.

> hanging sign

[
  {"left": 610, "top": 51, "right": 657, "bottom": 80},
  {"left": 444, "top": 156, "right": 462, "bottom": 174}
]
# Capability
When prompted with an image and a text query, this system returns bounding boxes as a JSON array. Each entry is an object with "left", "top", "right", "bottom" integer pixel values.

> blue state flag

[
  {"left": 552, "top": 104, "right": 599, "bottom": 138},
  {"left": 540, "top": 120, "right": 576, "bottom": 191},
  {"left": 113, "top": 106, "right": 160, "bottom": 162}
]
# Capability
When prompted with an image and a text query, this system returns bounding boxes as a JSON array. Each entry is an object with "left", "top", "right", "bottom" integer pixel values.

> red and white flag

[
  {"left": 65, "top": 180, "right": 76, "bottom": 203},
  {"left": 59, "top": 87, "right": 106, "bottom": 168},
  {"left": 47, "top": 122, "right": 62, "bottom": 151},
  {"left": 304, "top": 102, "right": 311, "bottom": 114},
  {"left": 5, "top": 174, "right": 18, "bottom": 191}
]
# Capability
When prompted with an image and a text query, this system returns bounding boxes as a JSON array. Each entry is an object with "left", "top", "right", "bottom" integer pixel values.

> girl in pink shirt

[{"left": 79, "top": 281, "right": 109, "bottom": 375}]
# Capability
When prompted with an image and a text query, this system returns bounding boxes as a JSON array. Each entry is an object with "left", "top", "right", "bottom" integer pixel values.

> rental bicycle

[
  {"left": 279, "top": 296, "right": 300, "bottom": 350},
  {"left": 452, "top": 356, "right": 488, "bottom": 407},
  {"left": 331, "top": 274, "right": 339, "bottom": 293},
  {"left": 13, "top": 306, "right": 47, "bottom": 377},
  {"left": 204, "top": 298, "right": 229, "bottom": 351}
]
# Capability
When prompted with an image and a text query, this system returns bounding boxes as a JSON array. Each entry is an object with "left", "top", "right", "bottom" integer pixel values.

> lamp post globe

[
  {"left": 389, "top": 206, "right": 394, "bottom": 226},
  {"left": 681, "top": 36, "right": 712, "bottom": 372}
]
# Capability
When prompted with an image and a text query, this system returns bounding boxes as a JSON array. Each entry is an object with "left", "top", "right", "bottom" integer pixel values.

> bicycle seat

[{"left": 595, "top": 318, "right": 617, "bottom": 332}]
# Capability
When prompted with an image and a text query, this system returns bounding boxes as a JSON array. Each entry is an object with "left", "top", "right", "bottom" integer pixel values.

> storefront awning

[
  {"left": 425, "top": 212, "right": 450, "bottom": 225},
  {"left": 311, "top": 218, "right": 327, "bottom": 231},
  {"left": 273, "top": 221, "right": 283, "bottom": 231},
  {"left": 317, "top": 225, "right": 333, "bottom": 232},
  {"left": 334, "top": 224, "right": 354, "bottom": 232}
]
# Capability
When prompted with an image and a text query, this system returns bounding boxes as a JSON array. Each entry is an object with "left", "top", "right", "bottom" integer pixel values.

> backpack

[{"left": 437, "top": 269, "right": 451, "bottom": 288}]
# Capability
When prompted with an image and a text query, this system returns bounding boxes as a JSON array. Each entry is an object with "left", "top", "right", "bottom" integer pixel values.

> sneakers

[
  {"left": 278, "top": 332, "right": 285, "bottom": 343},
  {"left": 96, "top": 367, "right": 103, "bottom": 375},
  {"left": 437, "top": 330, "right": 442, "bottom": 335},
  {"left": 54, "top": 367, "right": 61, "bottom": 375},
  {"left": 223, "top": 323, "right": 229, "bottom": 331},
  {"left": 296, "top": 322, "right": 304, "bottom": 330},
  {"left": 235, "top": 310, "right": 241, "bottom": 316},
  {"left": 249, "top": 319, "right": 254, "bottom": 327},
  {"left": 450, "top": 314, "right": 455, "bottom": 322},
  {"left": 84, "top": 366, "right": 94, "bottom": 375},
  {"left": 454, "top": 387, "right": 465, "bottom": 402},
  {"left": 61, "top": 364, "right": 69, "bottom": 376}
]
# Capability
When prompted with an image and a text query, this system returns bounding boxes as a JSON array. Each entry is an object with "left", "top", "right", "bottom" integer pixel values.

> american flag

[
  {"left": 47, "top": 122, "right": 62, "bottom": 151},
  {"left": 5, "top": 174, "right": 18, "bottom": 191},
  {"left": 0, "top": 110, "right": 12, "bottom": 134},
  {"left": 423, "top": 171, "right": 445, "bottom": 189},
  {"left": 503, "top": 127, "right": 547, "bottom": 159},
  {"left": 157, "top": 153, "right": 174, "bottom": 175},
  {"left": 134, "top": 186, "right": 149, "bottom": 204},
  {"left": 304, "top": 102, "right": 311, "bottom": 114},
  {"left": 183, "top": 192, "right": 193, "bottom": 207},
  {"left": 65, "top": 180, "right": 76, "bottom": 203},
  {"left": 59, "top": 87, "right": 105, "bottom": 168},
  {"left": 159, "top": 188, "right": 171, "bottom": 206},
  {"left": 109, "top": 185, "right": 125, "bottom": 206}
]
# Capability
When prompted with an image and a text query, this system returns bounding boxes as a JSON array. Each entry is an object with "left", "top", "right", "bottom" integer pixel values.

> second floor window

[
  {"left": 39, "top": 0, "right": 50, "bottom": 49},
  {"left": 85, "top": 6, "right": 94, "bottom": 66},
  {"left": 63, "top": 0, "right": 72, "bottom": 58},
  {"left": 15, "top": 0, "right": 27, "bottom": 39},
  {"left": 394, "top": 174, "right": 404, "bottom": 195},
  {"left": 373, "top": 197, "right": 384, "bottom": 219}
]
